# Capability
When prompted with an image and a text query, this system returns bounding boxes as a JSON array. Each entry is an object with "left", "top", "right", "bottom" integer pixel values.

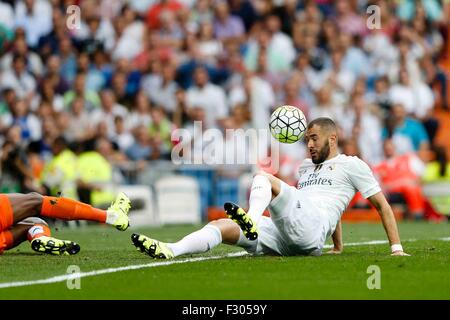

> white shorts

[{"left": 238, "top": 181, "right": 327, "bottom": 256}]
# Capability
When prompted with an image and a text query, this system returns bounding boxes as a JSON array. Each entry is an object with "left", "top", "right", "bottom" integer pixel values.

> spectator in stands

[
  {"left": 334, "top": 0, "right": 367, "bottom": 36},
  {"left": 148, "top": 106, "right": 175, "bottom": 158},
  {"left": 190, "top": 0, "right": 213, "bottom": 29},
  {"left": 186, "top": 65, "right": 228, "bottom": 129},
  {"left": 0, "top": 87, "right": 16, "bottom": 121},
  {"left": 1, "top": 36, "right": 43, "bottom": 77},
  {"left": 421, "top": 54, "right": 448, "bottom": 111},
  {"left": 396, "top": 0, "right": 444, "bottom": 23},
  {"left": 197, "top": 20, "right": 223, "bottom": 65},
  {"left": 213, "top": 0, "right": 245, "bottom": 44},
  {"left": 228, "top": 69, "right": 275, "bottom": 130},
  {"left": 63, "top": 72, "right": 101, "bottom": 111},
  {"left": 113, "top": 115, "right": 134, "bottom": 153},
  {"left": 72, "top": 13, "right": 116, "bottom": 53},
  {"left": 0, "top": 1, "right": 14, "bottom": 37},
  {"left": 322, "top": 48, "right": 356, "bottom": 96},
  {"left": 1, "top": 54, "right": 36, "bottom": 101},
  {"left": 63, "top": 97, "right": 94, "bottom": 143},
  {"left": 2, "top": 99, "right": 41, "bottom": 142},
  {"left": 172, "top": 88, "right": 191, "bottom": 128},
  {"left": 228, "top": 0, "right": 258, "bottom": 32},
  {"left": 126, "top": 90, "right": 153, "bottom": 130},
  {"left": 374, "top": 139, "right": 426, "bottom": 220},
  {"left": 245, "top": 22, "right": 295, "bottom": 74},
  {"left": 34, "top": 78, "right": 64, "bottom": 113},
  {"left": 110, "top": 70, "right": 136, "bottom": 109},
  {"left": 155, "top": 10, "right": 185, "bottom": 51},
  {"left": 76, "top": 138, "right": 116, "bottom": 207},
  {"left": 291, "top": 52, "right": 319, "bottom": 105},
  {"left": 146, "top": 0, "right": 185, "bottom": 30},
  {"left": 40, "top": 136, "right": 78, "bottom": 199},
  {"left": 230, "top": 103, "right": 251, "bottom": 130},
  {"left": 389, "top": 68, "right": 434, "bottom": 120},
  {"left": 340, "top": 32, "right": 370, "bottom": 78},
  {"left": 383, "top": 103, "right": 430, "bottom": 157},
  {"left": 341, "top": 93, "right": 383, "bottom": 165},
  {"left": 95, "top": 136, "right": 129, "bottom": 170},
  {"left": 254, "top": 48, "right": 284, "bottom": 96},
  {"left": 14, "top": 0, "right": 53, "bottom": 49},
  {"left": 281, "top": 77, "right": 310, "bottom": 119},
  {"left": 175, "top": 41, "right": 231, "bottom": 89},
  {"left": 342, "top": 137, "right": 362, "bottom": 159},
  {"left": 310, "top": 84, "right": 343, "bottom": 123},
  {"left": 43, "top": 55, "right": 70, "bottom": 95},
  {"left": 126, "top": 125, "right": 155, "bottom": 161},
  {"left": 38, "top": 113, "right": 59, "bottom": 154},
  {"left": 146, "top": 63, "right": 179, "bottom": 116},
  {"left": 76, "top": 51, "right": 106, "bottom": 93},
  {"left": 368, "top": 76, "right": 392, "bottom": 115},
  {"left": 37, "top": 8, "right": 67, "bottom": 59},
  {"left": 112, "top": 5, "right": 145, "bottom": 62},
  {"left": 91, "top": 89, "right": 128, "bottom": 138},
  {"left": 58, "top": 36, "right": 78, "bottom": 85},
  {"left": 0, "top": 126, "right": 40, "bottom": 193}
]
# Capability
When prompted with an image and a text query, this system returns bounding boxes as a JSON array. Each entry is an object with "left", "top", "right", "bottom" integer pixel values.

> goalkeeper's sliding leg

[
  {"left": 1, "top": 217, "right": 81, "bottom": 255},
  {"left": 0, "top": 192, "right": 131, "bottom": 255}
]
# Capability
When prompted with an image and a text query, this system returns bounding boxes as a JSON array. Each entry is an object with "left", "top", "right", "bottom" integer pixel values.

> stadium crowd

[{"left": 0, "top": 0, "right": 449, "bottom": 220}]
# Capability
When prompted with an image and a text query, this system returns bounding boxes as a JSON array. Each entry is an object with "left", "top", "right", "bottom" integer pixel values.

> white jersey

[{"left": 296, "top": 154, "right": 381, "bottom": 238}]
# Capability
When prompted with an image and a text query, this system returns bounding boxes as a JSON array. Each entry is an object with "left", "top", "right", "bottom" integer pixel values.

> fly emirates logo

[{"left": 297, "top": 164, "right": 334, "bottom": 189}]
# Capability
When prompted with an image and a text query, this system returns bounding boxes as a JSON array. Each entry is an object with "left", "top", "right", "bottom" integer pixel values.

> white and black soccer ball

[{"left": 269, "top": 105, "right": 307, "bottom": 144}]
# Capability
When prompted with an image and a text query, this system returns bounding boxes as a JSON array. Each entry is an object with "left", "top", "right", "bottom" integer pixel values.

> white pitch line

[
  {"left": 0, "top": 251, "right": 247, "bottom": 290},
  {"left": 323, "top": 240, "right": 389, "bottom": 249},
  {"left": 323, "top": 237, "right": 450, "bottom": 248},
  {"left": 1, "top": 237, "right": 448, "bottom": 290}
]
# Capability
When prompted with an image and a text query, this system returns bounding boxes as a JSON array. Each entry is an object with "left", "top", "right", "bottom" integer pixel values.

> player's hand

[
  {"left": 391, "top": 251, "right": 410, "bottom": 256},
  {"left": 326, "top": 248, "right": 343, "bottom": 255}
]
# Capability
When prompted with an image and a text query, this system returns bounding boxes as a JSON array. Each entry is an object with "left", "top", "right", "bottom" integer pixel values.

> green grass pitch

[{"left": 0, "top": 222, "right": 449, "bottom": 300}]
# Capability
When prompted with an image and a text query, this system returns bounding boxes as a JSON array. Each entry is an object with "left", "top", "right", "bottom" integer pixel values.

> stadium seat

[
  {"left": 116, "top": 185, "right": 158, "bottom": 227},
  {"left": 179, "top": 167, "right": 214, "bottom": 220},
  {"left": 213, "top": 177, "right": 240, "bottom": 206},
  {"left": 155, "top": 175, "right": 201, "bottom": 225}
]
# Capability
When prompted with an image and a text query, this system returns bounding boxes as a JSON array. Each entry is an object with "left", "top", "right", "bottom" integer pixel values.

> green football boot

[
  {"left": 131, "top": 233, "right": 174, "bottom": 259},
  {"left": 31, "top": 236, "right": 80, "bottom": 255}
]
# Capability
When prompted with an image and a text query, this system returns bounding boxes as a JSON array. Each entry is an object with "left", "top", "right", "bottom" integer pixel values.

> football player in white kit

[{"left": 132, "top": 118, "right": 410, "bottom": 258}]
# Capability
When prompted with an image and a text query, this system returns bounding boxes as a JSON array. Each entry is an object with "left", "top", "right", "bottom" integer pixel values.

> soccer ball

[{"left": 269, "top": 105, "right": 307, "bottom": 144}]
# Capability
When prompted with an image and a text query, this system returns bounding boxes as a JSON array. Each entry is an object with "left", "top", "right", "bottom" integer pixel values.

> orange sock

[
  {"left": 41, "top": 197, "right": 107, "bottom": 223},
  {"left": 27, "top": 224, "right": 51, "bottom": 241}
]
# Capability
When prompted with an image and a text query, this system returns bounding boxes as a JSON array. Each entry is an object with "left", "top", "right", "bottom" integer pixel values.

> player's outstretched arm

[
  {"left": 326, "top": 220, "right": 343, "bottom": 254},
  {"left": 368, "top": 192, "right": 410, "bottom": 256}
]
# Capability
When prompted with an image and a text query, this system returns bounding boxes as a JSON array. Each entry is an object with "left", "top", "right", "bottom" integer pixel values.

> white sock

[
  {"left": 167, "top": 224, "right": 222, "bottom": 257},
  {"left": 247, "top": 174, "right": 272, "bottom": 225},
  {"left": 105, "top": 210, "right": 118, "bottom": 225},
  {"left": 236, "top": 230, "right": 257, "bottom": 252}
]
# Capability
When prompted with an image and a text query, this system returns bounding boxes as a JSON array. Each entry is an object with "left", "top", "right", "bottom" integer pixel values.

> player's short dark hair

[{"left": 308, "top": 117, "right": 337, "bottom": 134}]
